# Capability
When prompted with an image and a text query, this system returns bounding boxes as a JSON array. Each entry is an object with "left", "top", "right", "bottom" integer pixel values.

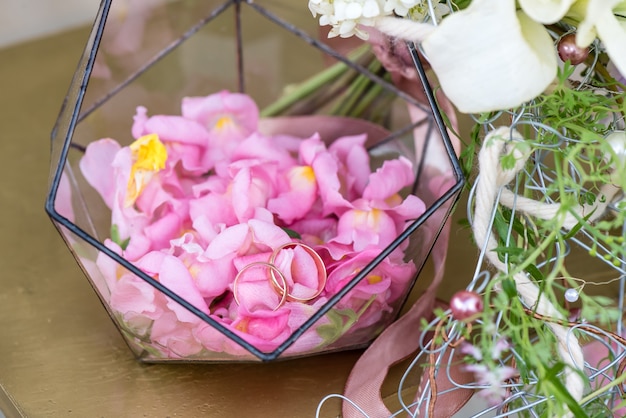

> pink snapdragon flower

[
  {"left": 182, "top": 91, "right": 259, "bottom": 171},
  {"left": 204, "top": 218, "right": 292, "bottom": 261},
  {"left": 96, "top": 240, "right": 166, "bottom": 333},
  {"left": 464, "top": 364, "right": 518, "bottom": 406},
  {"left": 227, "top": 158, "right": 281, "bottom": 224},
  {"left": 79, "top": 138, "right": 121, "bottom": 209},
  {"left": 332, "top": 157, "right": 425, "bottom": 251},
  {"left": 134, "top": 250, "right": 210, "bottom": 322},
  {"left": 168, "top": 233, "right": 233, "bottom": 302},
  {"left": 131, "top": 90, "right": 260, "bottom": 174},
  {"left": 267, "top": 163, "right": 319, "bottom": 224},
  {"left": 150, "top": 311, "right": 204, "bottom": 357},
  {"left": 81, "top": 138, "right": 155, "bottom": 260},
  {"left": 132, "top": 106, "right": 211, "bottom": 174},
  {"left": 306, "top": 134, "right": 372, "bottom": 216},
  {"left": 232, "top": 299, "right": 330, "bottom": 353},
  {"left": 461, "top": 339, "right": 517, "bottom": 406},
  {"left": 324, "top": 249, "right": 417, "bottom": 327}
]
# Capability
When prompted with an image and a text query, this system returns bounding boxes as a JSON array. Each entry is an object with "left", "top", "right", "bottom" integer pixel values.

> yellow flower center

[
  {"left": 125, "top": 134, "right": 167, "bottom": 207},
  {"left": 288, "top": 165, "right": 316, "bottom": 188},
  {"left": 130, "top": 133, "right": 167, "bottom": 171},
  {"left": 367, "top": 275, "right": 383, "bottom": 285},
  {"left": 385, "top": 193, "right": 402, "bottom": 207},
  {"left": 213, "top": 115, "right": 234, "bottom": 131},
  {"left": 354, "top": 208, "right": 381, "bottom": 229},
  {"left": 300, "top": 166, "right": 315, "bottom": 181},
  {"left": 235, "top": 317, "right": 250, "bottom": 333}
]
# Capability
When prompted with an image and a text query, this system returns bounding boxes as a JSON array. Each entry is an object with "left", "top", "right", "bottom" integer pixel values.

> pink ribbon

[
  {"left": 342, "top": 217, "right": 474, "bottom": 417},
  {"left": 341, "top": 38, "right": 476, "bottom": 415}
]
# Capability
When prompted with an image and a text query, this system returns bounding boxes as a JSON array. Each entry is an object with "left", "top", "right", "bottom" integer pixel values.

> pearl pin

[
  {"left": 564, "top": 288, "right": 580, "bottom": 303},
  {"left": 557, "top": 33, "right": 589, "bottom": 65},
  {"left": 450, "top": 290, "right": 483, "bottom": 322}
]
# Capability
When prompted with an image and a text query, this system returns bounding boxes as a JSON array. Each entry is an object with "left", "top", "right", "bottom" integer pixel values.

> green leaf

[
  {"left": 525, "top": 264, "right": 544, "bottom": 282},
  {"left": 282, "top": 227, "right": 302, "bottom": 240},
  {"left": 316, "top": 297, "right": 378, "bottom": 346},
  {"left": 316, "top": 307, "right": 359, "bottom": 345},
  {"left": 500, "top": 153, "right": 518, "bottom": 171},
  {"left": 111, "top": 224, "right": 130, "bottom": 250},
  {"left": 493, "top": 210, "right": 512, "bottom": 246},
  {"left": 539, "top": 364, "right": 589, "bottom": 418},
  {"left": 501, "top": 278, "right": 517, "bottom": 299},
  {"left": 492, "top": 245, "right": 525, "bottom": 262},
  {"left": 562, "top": 211, "right": 595, "bottom": 240}
]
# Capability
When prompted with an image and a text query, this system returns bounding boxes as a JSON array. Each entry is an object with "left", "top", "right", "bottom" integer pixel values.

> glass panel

[{"left": 47, "top": 0, "right": 462, "bottom": 362}]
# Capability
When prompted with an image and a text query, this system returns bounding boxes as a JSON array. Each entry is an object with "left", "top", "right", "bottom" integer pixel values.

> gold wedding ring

[
  {"left": 268, "top": 242, "right": 327, "bottom": 303},
  {"left": 233, "top": 262, "right": 288, "bottom": 311}
]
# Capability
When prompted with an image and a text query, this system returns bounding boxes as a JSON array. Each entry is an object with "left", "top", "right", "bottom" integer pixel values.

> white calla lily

[
  {"left": 375, "top": 0, "right": 557, "bottom": 113},
  {"left": 575, "top": 0, "right": 626, "bottom": 77},
  {"left": 518, "top": 0, "right": 576, "bottom": 24}
]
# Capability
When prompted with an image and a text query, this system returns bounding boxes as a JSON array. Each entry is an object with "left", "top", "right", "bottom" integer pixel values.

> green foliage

[
  {"left": 282, "top": 227, "right": 302, "bottom": 240},
  {"left": 316, "top": 296, "right": 377, "bottom": 346},
  {"left": 110, "top": 224, "right": 130, "bottom": 250},
  {"left": 453, "top": 50, "right": 626, "bottom": 415}
]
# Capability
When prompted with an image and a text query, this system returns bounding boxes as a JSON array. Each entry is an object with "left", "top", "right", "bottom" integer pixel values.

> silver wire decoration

[
  {"left": 317, "top": 0, "right": 626, "bottom": 415},
  {"left": 400, "top": 3, "right": 626, "bottom": 415}
]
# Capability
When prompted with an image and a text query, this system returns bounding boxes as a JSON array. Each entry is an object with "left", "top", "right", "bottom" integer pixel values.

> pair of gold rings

[{"left": 233, "top": 242, "right": 327, "bottom": 311}]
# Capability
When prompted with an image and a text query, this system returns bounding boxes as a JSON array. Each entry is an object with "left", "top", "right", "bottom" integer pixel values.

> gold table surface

[{"left": 0, "top": 25, "right": 616, "bottom": 418}]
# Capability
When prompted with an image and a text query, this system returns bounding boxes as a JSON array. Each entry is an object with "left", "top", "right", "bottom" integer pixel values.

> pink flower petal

[
  {"left": 231, "top": 132, "right": 297, "bottom": 169},
  {"left": 144, "top": 211, "right": 183, "bottom": 250},
  {"left": 150, "top": 311, "right": 203, "bottom": 357},
  {"left": 110, "top": 274, "right": 159, "bottom": 318},
  {"left": 328, "top": 134, "right": 370, "bottom": 194},
  {"left": 363, "top": 157, "right": 415, "bottom": 201},
  {"left": 79, "top": 138, "right": 121, "bottom": 208},
  {"left": 153, "top": 254, "right": 210, "bottom": 322},
  {"left": 334, "top": 206, "right": 398, "bottom": 251},
  {"left": 143, "top": 115, "right": 211, "bottom": 146},
  {"left": 182, "top": 90, "right": 259, "bottom": 135},
  {"left": 267, "top": 166, "right": 318, "bottom": 224}
]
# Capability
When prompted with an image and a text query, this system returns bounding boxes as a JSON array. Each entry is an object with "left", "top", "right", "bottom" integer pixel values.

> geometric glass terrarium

[{"left": 45, "top": 0, "right": 463, "bottom": 362}]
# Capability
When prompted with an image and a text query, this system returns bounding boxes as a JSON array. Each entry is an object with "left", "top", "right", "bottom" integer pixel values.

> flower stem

[{"left": 260, "top": 44, "right": 373, "bottom": 118}]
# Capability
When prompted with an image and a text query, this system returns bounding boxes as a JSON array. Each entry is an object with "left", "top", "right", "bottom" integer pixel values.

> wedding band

[
  {"left": 233, "top": 262, "right": 288, "bottom": 311},
  {"left": 268, "top": 242, "right": 327, "bottom": 303}
]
